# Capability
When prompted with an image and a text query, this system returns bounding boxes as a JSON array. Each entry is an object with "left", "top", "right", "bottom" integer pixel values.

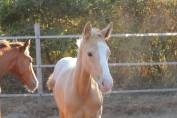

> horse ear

[
  {"left": 101, "top": 22, "right": 113, "bottom": 40},
  {"left": 20, "top": 39, "right": 31, "bottom": 52},
  {"left": 83, "top": 22, "right": 92, "bottom": 40},
  {"left": 24, "top": 39, "right": 31, "bottom": 48}
]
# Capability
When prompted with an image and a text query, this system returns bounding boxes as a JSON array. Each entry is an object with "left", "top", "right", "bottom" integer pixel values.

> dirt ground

[{"left": 1, "top": 92, "right": 177, "bottom": 118}]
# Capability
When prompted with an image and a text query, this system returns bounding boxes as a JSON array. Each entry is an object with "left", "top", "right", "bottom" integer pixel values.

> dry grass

[{"left": 1, "top": 93, "right": 177, "bottom": 118}]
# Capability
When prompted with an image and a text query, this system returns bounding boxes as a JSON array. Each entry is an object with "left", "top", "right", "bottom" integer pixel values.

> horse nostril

[{"left": 102, "top": 82, "right": 104, "bottom": 86}]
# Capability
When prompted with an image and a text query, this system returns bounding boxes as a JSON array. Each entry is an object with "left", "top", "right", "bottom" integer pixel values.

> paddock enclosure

[{"left": 1, "top": 32, "right": 177, "bottom": 118}]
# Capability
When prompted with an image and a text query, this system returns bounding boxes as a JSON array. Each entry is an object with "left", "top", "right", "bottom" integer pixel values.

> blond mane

[{"left": 76, "top": 28, "right": 101, "bottom": 48}]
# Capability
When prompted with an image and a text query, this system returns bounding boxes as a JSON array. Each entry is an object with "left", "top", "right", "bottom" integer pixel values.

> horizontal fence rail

[
  {"left": 109, "top": 62, "right": 177, "bottom": 66},
  {"left": 0, "top": 32, "right": 177, "bottom": 40},
  {"left": 32, "top": 62, "right": 177, "bottom": 68},
  {"left": 0, "top": 32, "right": 177, "bottom": 97},
  {"left": 1, "top": 88, "right": 177, "bottom": 98}
]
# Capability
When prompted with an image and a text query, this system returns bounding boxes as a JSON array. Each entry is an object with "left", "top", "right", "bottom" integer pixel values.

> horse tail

[{"left": 47, "top": 73, "right": 55, "bottom": 91}]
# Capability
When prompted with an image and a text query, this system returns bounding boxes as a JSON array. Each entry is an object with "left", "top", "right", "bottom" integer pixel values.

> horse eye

[{"left": 88, "top": 52, "right": 93, "bottom": 57}]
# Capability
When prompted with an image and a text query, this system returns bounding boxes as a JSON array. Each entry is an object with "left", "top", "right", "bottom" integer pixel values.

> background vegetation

[{"left": 0, "top": 0, "right": 177, "bottom": 93}]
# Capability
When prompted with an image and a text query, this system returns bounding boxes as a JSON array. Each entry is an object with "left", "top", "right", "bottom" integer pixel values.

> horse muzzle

[{"left": 98, "top": 76, "right": 113, "bottom": 94}]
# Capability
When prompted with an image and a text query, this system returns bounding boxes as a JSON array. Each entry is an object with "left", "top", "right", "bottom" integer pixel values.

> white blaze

[{"left": 97, "top": 41, "right": 113, "bottom": 92}]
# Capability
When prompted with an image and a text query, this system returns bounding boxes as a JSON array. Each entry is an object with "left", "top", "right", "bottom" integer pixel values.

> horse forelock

[
  {"left": 77, "top": 28, "right": 102, "bottom": 47},
  {"left": 91, "top": 28, "right": 100, "bottom": 36}
]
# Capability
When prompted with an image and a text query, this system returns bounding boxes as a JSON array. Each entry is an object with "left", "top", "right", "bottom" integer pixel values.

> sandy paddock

[{"left": 1, "top": 93, "right": 177, "bottom": 118}]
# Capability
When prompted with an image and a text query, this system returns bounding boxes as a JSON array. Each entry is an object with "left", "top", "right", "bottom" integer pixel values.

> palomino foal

[
  {"left": 47, "top": 22, "right": 113, "bottom": 118},
  {"left": 0, "top": 40, "right": 38, "bottom": 92}
]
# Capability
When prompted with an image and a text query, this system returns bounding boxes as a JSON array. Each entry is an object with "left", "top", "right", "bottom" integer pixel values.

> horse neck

[
  {"left": 74, "top": 48, "right": 91, "bottom": 97},
  {"left": 0, "top": 48, "right": 18, "bottom": 78}
]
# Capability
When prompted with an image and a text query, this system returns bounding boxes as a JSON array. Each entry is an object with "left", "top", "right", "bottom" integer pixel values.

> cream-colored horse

[{"left": 47, "top": 22, "right": 113, "bottom": 118}]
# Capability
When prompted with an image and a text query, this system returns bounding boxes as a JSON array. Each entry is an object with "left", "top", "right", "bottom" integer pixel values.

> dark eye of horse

[{"left": 88, "top": 52, "right": 93, "bottom": 57}]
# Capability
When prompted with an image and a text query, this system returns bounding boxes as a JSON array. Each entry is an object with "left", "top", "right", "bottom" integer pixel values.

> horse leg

[{"left": 97, "top": 106, "right": 103, "bottom": 118}]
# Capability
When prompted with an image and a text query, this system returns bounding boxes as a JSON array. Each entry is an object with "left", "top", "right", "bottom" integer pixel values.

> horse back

[
  {"left": 53, "top": 57, "right": 77, "bottom": 80},
  {"left": 53, "top": 57, "right": 77, "bottom": 110}
]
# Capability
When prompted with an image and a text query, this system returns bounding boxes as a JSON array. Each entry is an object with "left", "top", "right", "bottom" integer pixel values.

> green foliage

[{"left": 0, "top": 0, "right": 177, "bottom": 92}]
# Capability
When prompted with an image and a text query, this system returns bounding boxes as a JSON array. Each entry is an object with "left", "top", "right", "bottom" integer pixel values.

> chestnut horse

[
  {"left": 0, "top": 40, "right": 38, "bottom": 93},
  {"left": 47, "top": 22, "right": 113, "bottom": 118}
]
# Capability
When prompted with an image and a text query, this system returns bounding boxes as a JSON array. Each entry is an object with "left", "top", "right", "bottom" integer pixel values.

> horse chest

[
  {"left": 86, "top": 91, "right": 103, "bottom": 110},
  {"left": 64, "top": 91, "right": 103, "bottom": 118},
  {"left": 65, "top": 101, "right": 102, "bottom": 118}
]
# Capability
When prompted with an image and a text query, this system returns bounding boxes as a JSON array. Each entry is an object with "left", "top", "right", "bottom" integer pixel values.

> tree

[{"left": 0, "top": 0, "right": 177, "bottom": 93}]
